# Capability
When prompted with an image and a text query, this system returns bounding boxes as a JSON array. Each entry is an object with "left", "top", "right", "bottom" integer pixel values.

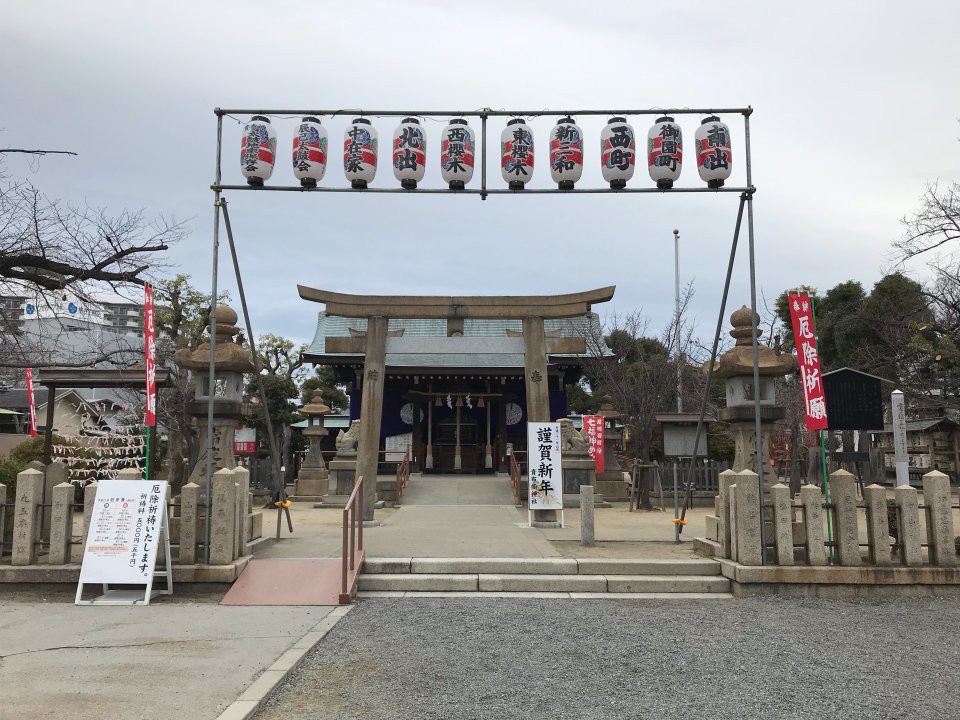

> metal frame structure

[{"left": 206, "top": 104, "right": 768, "bottom": 563}]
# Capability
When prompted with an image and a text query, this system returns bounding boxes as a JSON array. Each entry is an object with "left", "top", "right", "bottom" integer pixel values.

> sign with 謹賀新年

[
  {"left": 527, "top": 422, "right": 562, "bottom": 510},
  {"left": 79, "top": 480, "right": 168, "bottom": 585},
  {"left": 583, "top": 415, "right": 605, "bottom": 473}
]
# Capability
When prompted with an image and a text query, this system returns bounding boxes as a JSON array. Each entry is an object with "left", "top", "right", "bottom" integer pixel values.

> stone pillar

[
  {"left": 580, "top": 485, "right": 595, "bottom": 546},
  {"left": 234, "top": 467, "right": 250, "bottom": 555},
  {"left": 179, "top": 482, "right": 200, "bottom": 564},
  {"left": 12, "top": 468, "right": 43, "bottom": 565},
  {"left": 799, "top": 484, "right": 827, "bottom": 566},
  {"left": 717, "top": 470, "right": 737, "bottom": 559},
  {"left": 117, "top": 467, "right": 141, "bottom": 480},
  {"left": 862, "top": 484, "right": 891, "bottom": 566},
  {"left": 733, "top": 470, "right": 762, "bottom": 566},
  {"left": 41, "top": 461, "right": 68, "bottom": 541},
  {"left": 830, "top": 469, "right": 861, "bottom": 566},
  {"left": 522, "top": 316, "right": 550, "bottom": 423},
  {"left": 357, "top": 315, "right": 387, "bottom": 521},
  {"left": 0, "top": 483, "right": 6, "bottom": 554},
  {"left": 922, "top": 470, "right": 957, "bottom": 567},
  {"left": 81, "top": 481, "right": 98, "bottom": 558},
  {"left": 770, "top": 482, "right": 794, "bottom": 565},
  {"left": 894, "top": 484, "right": 922, "bottom": 567},
  {"left": 210, "top": 468, "right": 238, "bottom": 565},
  {"left": 48, "top": 482, "right": 74, "bottom": 565},
  {"left": 728, "top": 481, "right": 739, "bottom": 561}
]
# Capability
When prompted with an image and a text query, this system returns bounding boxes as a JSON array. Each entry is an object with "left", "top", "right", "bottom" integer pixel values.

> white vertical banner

[
  {"left": 527, "top": 422, "right": 563, "bottom": 513},
  {"left": 891, "top": 390, "right": 909, "bottom": 487}
]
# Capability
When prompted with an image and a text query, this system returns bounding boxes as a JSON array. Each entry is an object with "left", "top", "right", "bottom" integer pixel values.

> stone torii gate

[{"left": 297, "top": 286, "right": 616, "bottom": 520}]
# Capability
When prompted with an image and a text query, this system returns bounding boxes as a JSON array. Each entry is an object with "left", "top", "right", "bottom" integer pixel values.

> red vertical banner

[
  {"left": 144, "top": 284, "right": 156, "bottom": 427},
  {"left": 787, "top": 292, "right": 828, "bottom": 431},
  {"left": 583, "top": 415, "right": 605, "bottom": 473},
  {"left": 25, "top": 367, "right": 37, "bottom": 437}
]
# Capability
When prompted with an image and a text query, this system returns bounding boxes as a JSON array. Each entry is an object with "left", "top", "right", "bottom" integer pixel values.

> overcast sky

[{"left": 4, "top": 1, "right": 959, "bottom": 349}]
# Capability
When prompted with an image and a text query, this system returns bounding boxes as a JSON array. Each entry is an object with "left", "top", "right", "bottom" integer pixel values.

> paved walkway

[{"left": 255, "top": 475, "right": 709, "bottom": 561}]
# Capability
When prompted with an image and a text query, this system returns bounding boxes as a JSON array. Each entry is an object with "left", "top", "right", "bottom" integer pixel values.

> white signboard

[
  {"left": 891, "top": 390, "right": 909, "bottom": 486},
  {"left": 527, "top": 422, "right": 563, "bottom": 511},
  {"left": 76, "top": 480, "right": 171, "bottom": 605},
  {"left": 385, "top": 433, "right": 412, "bottom": 462}
]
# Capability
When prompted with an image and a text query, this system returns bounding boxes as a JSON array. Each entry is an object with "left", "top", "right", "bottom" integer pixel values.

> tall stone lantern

[
  {"left": 175, "top": 304, "right": 256, "bottom": 484},
  {"left": 711, "top": 306, "right": 797, "bottom": 484},
  {"left": 294, "top": 391, "right": 331, "bottom": 500}
]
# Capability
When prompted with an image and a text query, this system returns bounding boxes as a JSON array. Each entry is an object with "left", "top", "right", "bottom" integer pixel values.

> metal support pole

[
  {"left": 480, "top": 112, "right": 488, "bottom": 201},
  {"left": 677, "top": 193, "right": 747, "bottom": 527},
  {"left": 220, "top": 200, "right": 292, "bottom": 534},
  {"left": 673, "top": 228, "right": 682, "bottom": 413},
  {"left": 744, "top": 109, "right": 767, "bottom": 564},
  {"left": 204, "top": 112, "right": 223, "bottom": 565}
]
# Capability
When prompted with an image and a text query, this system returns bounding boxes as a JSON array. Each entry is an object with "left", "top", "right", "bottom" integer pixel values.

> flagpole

[{"left": 810, "top": 295, "right": 833, "bottom": 564}]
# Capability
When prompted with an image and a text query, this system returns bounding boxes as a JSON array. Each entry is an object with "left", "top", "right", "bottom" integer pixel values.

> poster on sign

[
  {"left": 582, "top": 415, "right": 605, "bottom": 473},
  {"left": 76, "top": 479, "right": 172, "bottom": 605},
  {"left": 234, "top": 425, "right": 257, "bottom": 455},
  {"left": 527, "top": 422, "right": 563, "bottom": 519},
  {"left": 787, "top": 292, "right": 829, "bottom": 431}
]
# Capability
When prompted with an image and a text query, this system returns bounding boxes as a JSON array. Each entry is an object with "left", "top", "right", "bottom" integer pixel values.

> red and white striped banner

[
  {"left": 25, "top": 367, "right": 37, "bottom": 437},
  {"left": 144, "top": 284, "right": 156, "bottom": 427}
]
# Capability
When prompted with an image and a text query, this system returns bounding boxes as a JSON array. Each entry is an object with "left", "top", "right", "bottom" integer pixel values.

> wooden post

[
  {"left": 522, "top": 317, "right": 550, "bottom": 423},
  {"left": 42, "top": 384, "right": 56, "bottom": 465},
  {"left": 357, "top": 316, "right": 388, "bottom": 521}
]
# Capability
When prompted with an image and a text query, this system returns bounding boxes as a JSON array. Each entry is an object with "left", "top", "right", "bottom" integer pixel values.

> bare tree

[{"left": 896, "top": 181, "right": 960, "bottom": 260}]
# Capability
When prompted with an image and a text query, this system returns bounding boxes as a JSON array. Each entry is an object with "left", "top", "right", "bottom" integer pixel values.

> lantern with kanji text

[
  {"left": 393, "top": 117, "right": 427, "bottom": 189},
  {"left": 440, "top": 119, "right": 475, "bottom": 190},
  {"left": 695, "top": 116, "right": 732, "bottom": 188},
  {"left": 292, "top": 116, "right": 328, "bottom": 188},
  {"left": 549, "top": 116, "right": 583, "bottom": 190},
  {"left": 600, "top": 117, "right": 636, "bottom": 189},
  {"left": 501, "top": 118, "right": 534, "bottom": 190},
  {"left": 240, "top": 115, "right": 277, "bottom": 187},
  {"left": 343, "top": 118, "right": 378, "bottom": 189},
  {"left": 647, "top": 116, "right": 683, "bottom": 189}
]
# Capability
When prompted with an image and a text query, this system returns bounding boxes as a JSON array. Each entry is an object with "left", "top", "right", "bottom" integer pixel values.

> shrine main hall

[{"left": 299, "top": 286, "right": 614, "bottom": 480}]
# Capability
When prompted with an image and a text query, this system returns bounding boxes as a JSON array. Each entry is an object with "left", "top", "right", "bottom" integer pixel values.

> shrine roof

[{"left": 303, "top": 312, "right": 611, "bottom": 369}]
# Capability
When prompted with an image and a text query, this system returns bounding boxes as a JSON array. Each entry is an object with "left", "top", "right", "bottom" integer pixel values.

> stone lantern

[
  {"left": 710, "top": 306, "right": 797, "bottom": 484},
  {"left": 294, "top": 390, "right": 331, "bottom": 500},
  {"left": 174, "top": 304, "right": 256, "bottom": 484}
]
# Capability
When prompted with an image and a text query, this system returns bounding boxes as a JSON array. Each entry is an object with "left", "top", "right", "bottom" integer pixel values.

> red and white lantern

[
  {"left": 393, "top": 117, "right": 427, "bottom": 189},
  {"left": 440, "top": 118, "right": 475, "bottom": 190},
  {"left": 501, "top": 118, "right": 534, "bottom": 190},
  {"left": 343, "top": 118, "right": 378, "bottom": 189},
  {"left": 600, "top": 116, "right": 636, "bottom": 189},
  {"left": 292, "top": 116, "right": 328, "bottom": 188},
  {"left": 549, "top": 116, "right": 583, "bottom": 190},
  {"left": 647, "top": 116, "right": 683, "bottom": 189},
  {"left": 695, "top": 116, "right": 732, "bottom": 188},
  {"left": 240, "top": 115, "right": 277, "bottom": 187}
]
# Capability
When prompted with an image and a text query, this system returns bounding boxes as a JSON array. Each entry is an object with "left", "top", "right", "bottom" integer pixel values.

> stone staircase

[{"left": 358, "top": 557, "right": 732, "bottom": 598}]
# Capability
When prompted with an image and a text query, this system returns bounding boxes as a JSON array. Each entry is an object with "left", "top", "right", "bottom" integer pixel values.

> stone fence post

[
  {"left": 717, "top": 469, "right": 737, "bottom": 559},
  {"left": 41, "top": 461, "right": 68, "bottom": 542},
  {"left": 48, "top": 482, "right": 74, "bottom": 565},
  {"left": 799, "top": 484, "right": 827, "bottom": 566},
  {"left": 830, "top": 470, "right": 861, "bottom": 566},
  {"left": 80, "top": 481, "right": 98, "bottom": 559},
  {"left": 580, "top": 484, "right": 595, "bottom": 547},
  {"left": 922, "top": 470, "right": 957, "bottom": 567},
  {"left": 770, "top": 483, "right": 794, "bottom": 565},
  {"left": 862, "top": 483, "right": 891, "bottom": 566},
  {"left": 116, "top": 468, "right": 142, "bottom": 480},
  {"left": 179, "top": 482, "right": 200, "bottom": 565},
  {"left": 12, "top": 468, "right": 43, "bottom": 565},
  {"left": 233, "top": 466, "right": 250, "bottom": 556},
  {"left": 894, "top": 484, "right": 922, "bottom": 567},
  {"left": 0, "top": 482, "right": 7, "bottom": 555},
  {"left": 734, "top": 470, "right": 762, "bottom": 566},
  {"left": 210, "top": 468, "right": 238, "bottom": 565}
]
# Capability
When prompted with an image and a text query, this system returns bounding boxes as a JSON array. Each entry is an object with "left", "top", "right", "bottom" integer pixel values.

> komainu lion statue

[
  {"left": 559, "top": 418, "right": 590, "bottom": 453},
  {"left": 335, "top": 419, "right": 361, "bottom": 453}
]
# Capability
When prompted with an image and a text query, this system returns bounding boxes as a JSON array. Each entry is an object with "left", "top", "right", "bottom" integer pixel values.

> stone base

[
  {"left": 693, "top": 537, "right": 721, "bottom": 557},
  {"left": 313, "top": 495, "right": 351, "bottom": 508},
  {"left": 595, "top": 478, "right": 631, "bottom": 500},
  {"left": 245, "top": 510, "right": 263, "bottom": 542},
  {"left": 561, "top": 456, "right": 597, "bottom": 495},
  {"left": 294, "top": 468, "right": 329, "bottom": 498},
  {"left": 329, "top": 457, "right": 357, "bottom": 496}
]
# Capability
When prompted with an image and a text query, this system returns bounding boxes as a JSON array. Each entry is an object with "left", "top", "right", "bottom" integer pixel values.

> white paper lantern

[
  {"left": 393, "top": 117, "right": 427, "bottom": 189},
  {"left": 240, "top": 115, "right": 277, "bottom": 186},
  {"left": 549, "top": 116, "right": 583, "bottom": 190},
  {"left": 501, "top": 118, "right": 534, "bottom": 190},
  {"left": 292, "top": 116, "right": 328, "bottom": 188},
  {"left": 600, "top": 117, "right": 636, "bottom": 189},
  {"left": 440, "top": 118, "right": 475, "bottom": 190},
  {"left": 647, "top": 116, "right": 683, "bottom": 189},
  {"left": 695, "top": 116, "right": 732, "bottom": 188},
  {"left": 343, "top": 118, "right": 378, "bottom": 189}
]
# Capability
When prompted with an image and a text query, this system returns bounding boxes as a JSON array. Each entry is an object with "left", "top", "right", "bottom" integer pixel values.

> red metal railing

[
  {"left": 509, "top": 450, "right": 525, "bottom": 507},
  {"left": 396, "top": 451, "right": 411, "bottom": 499},
  {"left": 340, "top": 475, "right": 365, "bottom": 604}
]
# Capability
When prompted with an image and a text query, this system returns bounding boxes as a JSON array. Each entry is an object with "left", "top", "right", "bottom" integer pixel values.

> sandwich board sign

[
  {"left": 527, "top": 421, "right": 563, "bottom": 527},
  {"left": 75, "top": 479, "right": 173, "bottom": 605}
]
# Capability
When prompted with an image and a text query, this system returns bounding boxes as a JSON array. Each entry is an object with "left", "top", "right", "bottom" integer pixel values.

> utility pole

[{"left": 673, "top": 228, "right": 682, "bottom": 413}]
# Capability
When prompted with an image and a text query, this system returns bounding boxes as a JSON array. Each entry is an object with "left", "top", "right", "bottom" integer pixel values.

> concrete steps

[{"left": 357, "top": 557, "right": 731, "bottom": 598}]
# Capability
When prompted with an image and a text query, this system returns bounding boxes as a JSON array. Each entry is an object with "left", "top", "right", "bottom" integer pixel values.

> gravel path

[{"left": 254, "top": 597, "right": 960, "bottom": 720}]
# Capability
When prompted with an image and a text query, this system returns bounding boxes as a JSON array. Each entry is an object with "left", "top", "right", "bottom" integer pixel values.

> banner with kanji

[
  {"left": 787, "top": 292, "right": 828, "bottom": 431},
  {"left": 25, "top": 367, "right": 37, "bottom": 437},
  {"left": 144, "top": 284, "right": 156, "bottom": 427},
  {"left": 527, "top": 422, "right": 563, "bottom": 510},
  {"left": 583, "top": 415, "right": 605, "bottom": 473}
]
